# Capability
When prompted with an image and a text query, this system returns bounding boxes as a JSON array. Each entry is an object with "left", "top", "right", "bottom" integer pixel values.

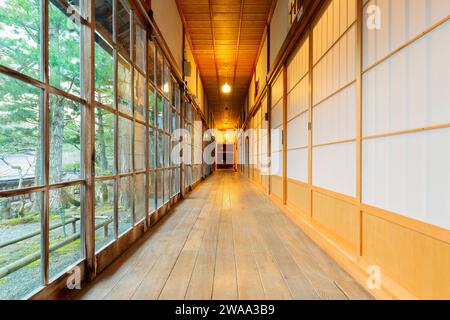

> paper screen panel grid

[
  {"left": 363, "top": 20, "right": 450, "bottom": 137},
  {"left": 361, "top": 2, "right": 450, "bottom": 231},
  {"left": 260, "top": 97, "right": 269, "bottom": 175},
  {"left": 310, "top": 0, "right": 357, "bottom": 196},
  {"left": 313, "top": 83, "right": 356, "bottom": 145},
  {"left": 286, "top": 36, "right": 310, "bottom": 183},
  {"left": 287, "top": 37, "right": 309, "bottom": 92},
  {"left": 271, "top": 73, "right": 284, "bottom": 177},
  {"left": 363, "top": 128, "right": 450, "bottom": 230},
  {"left": 313, "top": 23, "right": 357, "bottom": 105},
  {"left": 313, "top": 141, "right": 356, "bottom": 197},
  {"left": 363, "top": 0, "right": 450, "bottom": 69},
  {"left": 312, "top": 0, "right": 356, "bottom": 65}
]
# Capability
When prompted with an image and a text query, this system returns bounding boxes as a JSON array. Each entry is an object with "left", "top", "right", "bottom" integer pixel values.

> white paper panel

[
  {"left": 271, "top": 100, "right": 283, "bottom": 129},
  {"left": 271, "top": 127, "right": 282, "bottom": 153},
  {"left": 363, "top": 128, "right": 450, "bottom": 230},
  {"left": 261, "top": 96, "right": 268, "bottom": 130},
  {"left": 363, "top": 0, "right": 450, "bottom": 69},
  {"left": 287, "top": 75, "right": 309, "bottom": 121},
  {"left": 287, "top": 37, "right": 309, "bottom": 92},
  {"left": 313, "top": 83, "right": 356, "bottom": 145},
  {"left": 287, "top": 148, "right": 308, "bottom": 182},
  {"left": 363, "top": 21, "right": 450, "bottom": 137},
  {"left": 313, "top": 0, "right": 356, "bottom": 64},
  {"left": 287, "top": 112, "right": 309, "bottom": 150},
  {"left": 313, "top": 142, "right": 356, "bottom": 196},
  {"left": 272, "top": 73, "right": 284, "bottom": 106},
  {"left": 271, "top": 151, "right": 283, "bottom": 176},
  {"left": 313, "top": 23, "right": 357, "bottom": 105},
  {"left": 261, "top": 133, "right": 268, "bottom": 155}
]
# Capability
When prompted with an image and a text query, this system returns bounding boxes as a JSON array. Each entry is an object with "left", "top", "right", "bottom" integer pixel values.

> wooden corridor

[{"left": 77, "top": 171, "right": 372, "bottom": 300}]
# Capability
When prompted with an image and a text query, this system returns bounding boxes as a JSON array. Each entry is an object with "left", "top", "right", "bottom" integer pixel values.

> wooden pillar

[
  {"left": 82, "top": 0, "right": 96, "bottom": 280},
  {"left": 42, "top": 0, "right": 50, "bottom": 285},
  {"left": 282, "top": 65, "right": 287, "bottom": 205},
  {"left": 356, "top": 0, "right": 364, "bottom": 257}
]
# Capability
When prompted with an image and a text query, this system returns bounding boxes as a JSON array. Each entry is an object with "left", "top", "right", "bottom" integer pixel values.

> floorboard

[{"left": 76, "top": 171, "right": 373, "bottom": 300}]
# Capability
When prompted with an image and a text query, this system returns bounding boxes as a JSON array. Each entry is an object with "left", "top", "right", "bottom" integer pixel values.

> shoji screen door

[
  {"left": 312, "top": 0, "right": 357, "bottom": 197},
  {"left": 286, "top": 36, "right": 310, "bottom": 214},
  {"left": 270, "top": 73, "right": 284, "bottom": 199},
  {"left": 362, "top": 0, "right": 450, "bottom": 229}
]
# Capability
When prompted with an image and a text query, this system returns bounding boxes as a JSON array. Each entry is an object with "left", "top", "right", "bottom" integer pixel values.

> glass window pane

[
  {"left": 95, "top": 107, "right": 114, "bottom": 177},
  {"left": 148, "top": 85, "right": 155, "bottom": 126},
  {"left": 148, "top": 128, "right": 155, "bottom": 169},
  {"left": 117, "top": 0, "right": 130, "bottom": 57},
  {"left": 49, "top": 0, "right": 81, "bottom": 96},
  {"left": 164, "top": 170, "right": 170, "bottom": 203},
  {"left": 163, "top": 61, "right": 170, "bottom": 98},
  {"left": 118, "top": 117, "right": 133, "bottom": 174},
  {"left": 171, "top": 132, "right": 181, "bottom": 167},
  {"left": 157, "top": 94, "right": 163, "bottom": 130},
  {"left": 94, "top": 180, "right": 115, "bottom": 252},
  {"left": 0, "top": 74, "right": 42, "bottom": 191},
  {"left": 134, "top": 17, "right": 146, "bottom": 71},
  {"left": 156, "top": 46, "right": 163, "bottom": 90},
  {"left": 0, "top": 191, "right": 42, "bottom": 300},
  {"left": 0, "top": 0, "right": 41, "bottom": 79},
  {"left": 164, "top": 99, "right": 170, "bottom": 132},
  {"left": 118, "top": 56, "right": 132, "bottom": 115},
  {"left": 148, "top": 171, "right": 156, "bottom": 214},
  {"left": 156, "top": 131, "right": 163, "bottom": 168},
  {"left": 164, "top": 134, "right": 170, "bottom": 168},
  {"left": 148, "top": 40, "right": 155, "bottom": 84},
  {"left": 95, "top": 0, "right": 113, "bottom": 37},
  {"left": 176, "top": 86, "right": 181, "bottom": 114},
  {"left": 134, "top": 70, "right": 145, "bottom": 121},
  {"left": 134, "top": 174, "right": 145, "bottom": 222},
  {"left": 171, "top": 107, "right": 177, "bottom": 133},
  {"left": 95, "top": 34, "right": 114, "bottom": 106},
  {"left": 171, "top": 168, "right": 177, "bottom": 197},
  {"left": 134, "top": 123, "right": 145, "bottom": 171},
  {"left": 49, "top": 95, "right": 81, "bottom": 184},
  {"left": 118, "top": 176, "right": 133, "bottom": 235},
  {"left": 49, "top": 185, "right": 82, "bottom": 280},
  {"left": 156, "top": 171, "right": 163, "bottom": 208}
]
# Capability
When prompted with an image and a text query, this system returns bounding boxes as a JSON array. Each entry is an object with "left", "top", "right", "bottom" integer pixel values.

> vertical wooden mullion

[
  {"left": 41, "top": 0, "right": 50, "bottom": 286},
  {"left": 356, "top": 0, "right": 364, "bottom": 257},
  {"left": 180, "top": 25, "right": 185, "bottom": 196},
  {"left": 130, "top": 10, "right": 136, "bottom": 226},
  {"left": 81, "top": 0, "right": 96, "bottom": 280},
  {"left": 267, "top": 83, "right": 272, "bottom": 195},
  {"left": 180, "top": 87, "right": 186, "bottom": 198},
  {"left": 113, "top": 0, "right": 119, "bottom": 239},
  {"left": 145, "top": 20, "right": 150, "bottom": 227},
  {"left": 282, "top": 65, "right": 288, "bottom": 205},
  {"left": 308, "top": 28, "right": 314, "bottom": 218}
]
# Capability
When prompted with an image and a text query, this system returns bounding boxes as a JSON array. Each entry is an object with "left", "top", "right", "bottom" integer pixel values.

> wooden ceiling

[{"left": 176, "top": 0, "right": 274, "bottom": 129}]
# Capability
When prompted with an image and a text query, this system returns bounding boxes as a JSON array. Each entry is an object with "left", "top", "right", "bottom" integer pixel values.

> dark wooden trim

[{"left": 267, "top": 0, "right": 326, "bottom": 85}]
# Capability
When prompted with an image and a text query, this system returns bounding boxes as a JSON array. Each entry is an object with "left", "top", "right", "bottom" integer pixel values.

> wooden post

[
  {"left": 42, "top": 0, "right": 50, "bottom": 286},
  {"left": 82, "top": 0, "right": 96, "bottom": 280},
  {"left": 356, "top": 0, "right": 364, "bottom": 257},
  {"left": 282, "top": 65, "right": 287, "bottom": 205}
]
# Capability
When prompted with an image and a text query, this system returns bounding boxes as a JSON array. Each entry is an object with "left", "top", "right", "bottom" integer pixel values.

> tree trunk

[
  {"left": 96, "top": 109, "right": 109, "bottom": 172},
  {"left": 95, "top": 97, "right": 110, "bottom": 204},
  {"left": 0, "top": 198, "right": 12, "bottom": 221},
  {"left": 32, "top": 144, "right": 42, "bottom": 212}
]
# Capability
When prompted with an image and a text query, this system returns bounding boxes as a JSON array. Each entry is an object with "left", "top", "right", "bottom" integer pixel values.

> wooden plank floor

[{"left": 76, "top": 171, "right": 372, "bottom": 300}]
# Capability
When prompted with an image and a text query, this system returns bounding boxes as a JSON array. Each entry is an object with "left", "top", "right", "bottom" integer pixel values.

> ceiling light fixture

[
  {"left": 222, "top": 64, "right": 231, "bottom": 94},
  {"left": 222, "top": 83, "right": 231, "bottom": 94},
  {"left": 163, "top": 83, "right": 169, "bottom": 93}
]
